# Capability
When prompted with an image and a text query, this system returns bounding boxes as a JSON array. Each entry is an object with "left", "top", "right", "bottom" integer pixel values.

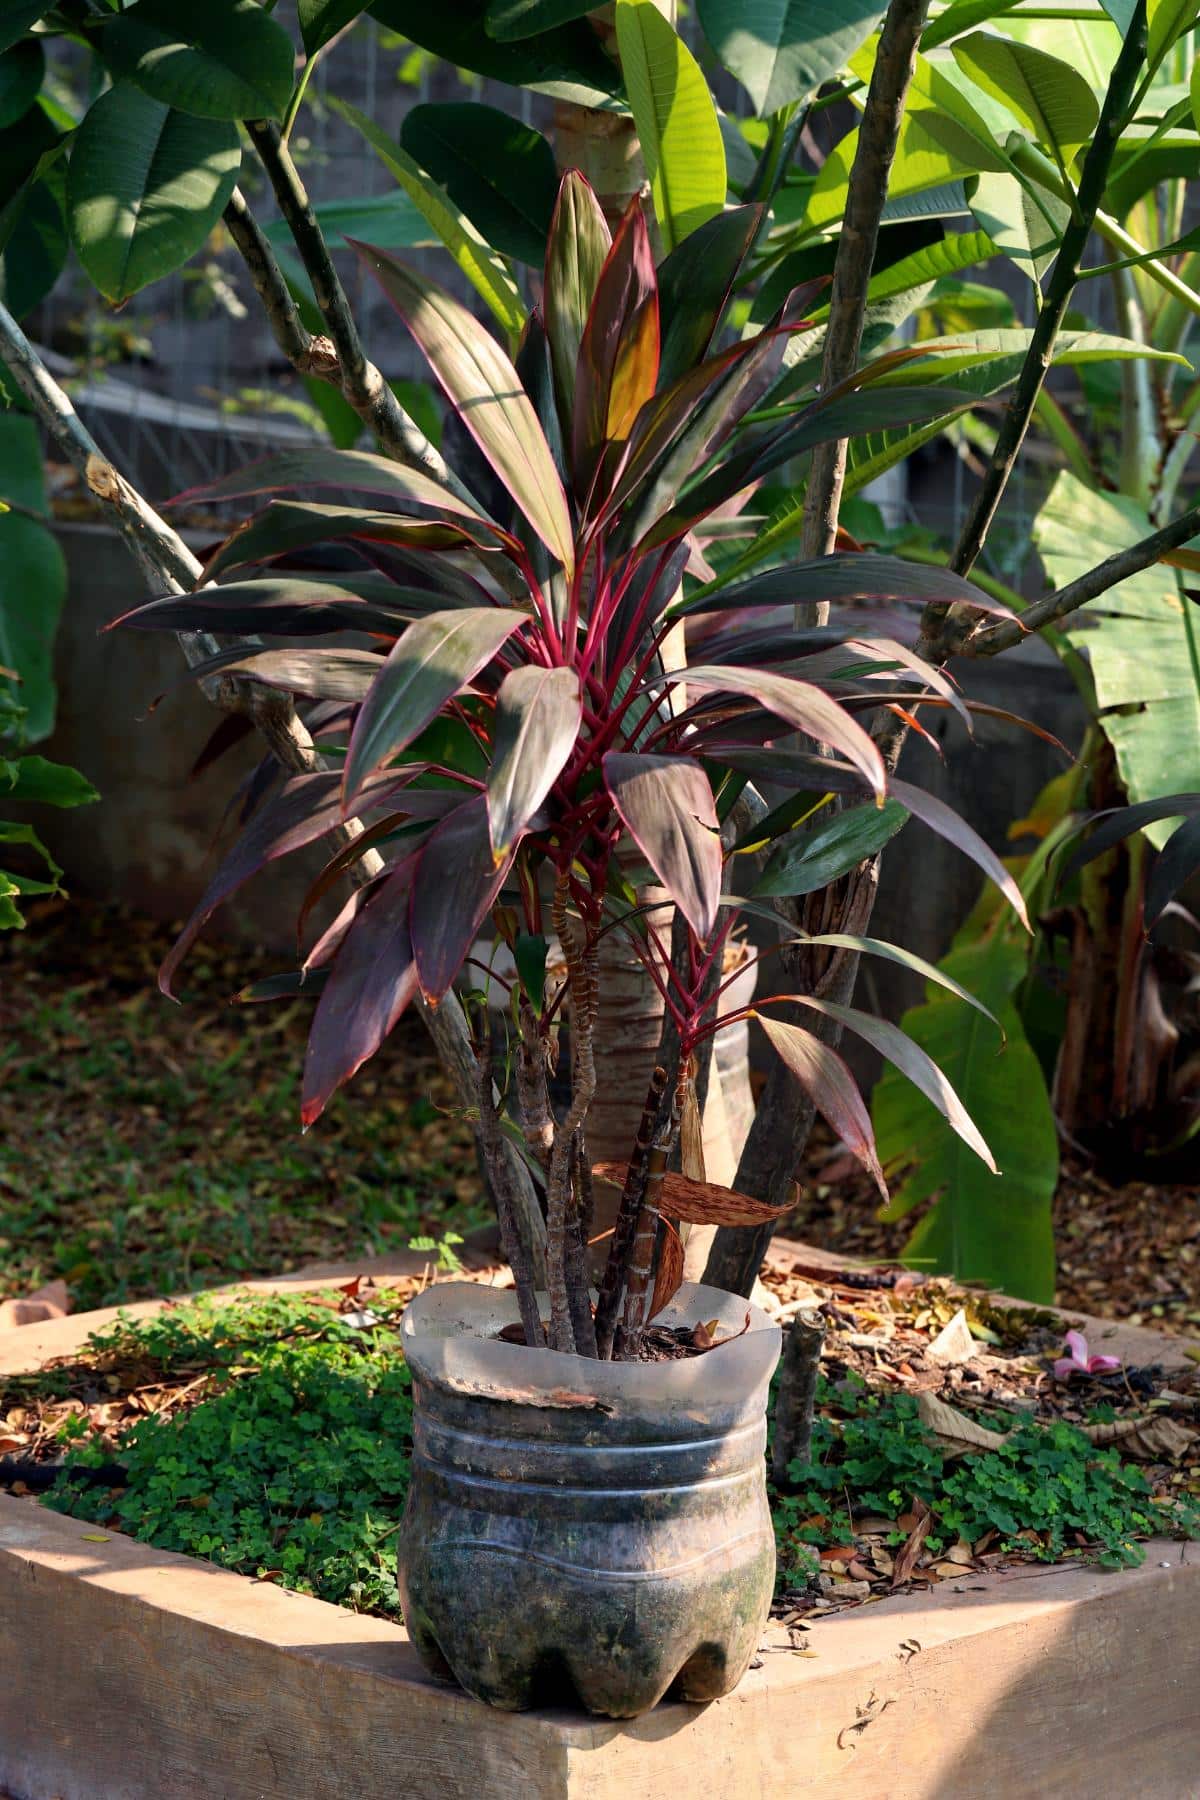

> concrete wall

[{"left": 35, "top": 521, "right": 327, "bottom": 953}]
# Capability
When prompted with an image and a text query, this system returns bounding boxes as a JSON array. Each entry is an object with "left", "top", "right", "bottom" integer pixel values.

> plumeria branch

[
  {"left": 240, "top": 121, "right": 477, "bottom": 507},
  {"left": 799, "top": 0, "right": 932, "bottom": 579},
  {"left": 953, "top": 501, "right": 1200, "bottom": 659}
]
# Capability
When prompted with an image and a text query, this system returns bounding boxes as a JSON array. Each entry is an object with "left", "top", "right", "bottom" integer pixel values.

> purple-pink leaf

[
  {"left": 603, "top": 751, "right": 722, "bottom": 939},
  {"left": 343, "top": 607, "right": 525, "bottom": 807},
  {"left": 544, "top": 170, "right": 611, "bottom": 425},
  {"left": 573, "top": 196, "right": 659, "bottom": 494},
  {"left": 683, "top": 665, "right": 887, "bottom": 800},
  {"left": 784, "top": 996, "right": 997, "bottom": 1172},
  {"left": 301, "top": 857, "right": 421, "bottom": 1126},
  {"left": 168, "top": 448, "right": 489, "bottom": 524},
  {"left": 110, "top": 577, "right": 438, "bottom": 641},
  {"left": 889, "top": 778, "right": 1031, "bottom": 931},
  {"left": 487, "top": 664, "right": 582, "bottom": 859},
  {"left": 201, "top": 499, "right": 514, "bottom": 583},
  {"left": 410, "top": 794, "right": 516, "bottom": 1001},
  {"left": 349, "top": 238, "right": 576, "bottom": 576},
  {"left": 756, "top": 1013, "right": 887, "bottom": 1200},
  {"left": 159, "top": 771, "right": 409, "bottom": 998}
]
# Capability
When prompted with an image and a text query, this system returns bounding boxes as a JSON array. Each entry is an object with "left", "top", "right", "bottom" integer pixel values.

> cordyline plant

[{"left": 114, "top": 174, "right": 1028, "bottom": 1359}]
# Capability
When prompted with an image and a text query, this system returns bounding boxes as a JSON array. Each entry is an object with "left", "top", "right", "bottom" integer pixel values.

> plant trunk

[{"left": 550, "top": 26, "right": 741, "bottom": 1201}]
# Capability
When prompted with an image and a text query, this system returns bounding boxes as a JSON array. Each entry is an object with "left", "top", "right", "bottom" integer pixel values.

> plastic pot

[{"left": 397, "top": 1281, "right": 781, "bottom": 1718}]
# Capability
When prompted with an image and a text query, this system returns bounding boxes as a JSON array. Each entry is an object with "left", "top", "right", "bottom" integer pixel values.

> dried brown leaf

[
  {"left": 648, "top": 1218, "right": 685, "bottom": 1321},
  {"left": 915, "top": 1392, "right": 1010, "bottom": 1459},
  {"left": 1079, "top": 1413, "right": 1197, "bottom": 1462},
  {"left": 891, "top": 1500, "right": 932, "bottom": 1589}
]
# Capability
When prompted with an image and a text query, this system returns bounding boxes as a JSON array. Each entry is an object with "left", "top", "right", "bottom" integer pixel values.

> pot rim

[{"left": 400, "top": 1280, "right": 782, "bottom": 1412}]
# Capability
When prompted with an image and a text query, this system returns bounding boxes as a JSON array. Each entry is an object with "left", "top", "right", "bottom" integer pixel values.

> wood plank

[
  {"left": 0, "top": 1496, "right": 566, "bottom": 1800},
  {"left": 2, "top": 1496, "right": 1198, "bottom": 1799}
]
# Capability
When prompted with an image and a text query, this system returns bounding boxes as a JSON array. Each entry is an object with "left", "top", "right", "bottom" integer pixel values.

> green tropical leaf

[
  {"left": 806, "top": 44, "right": 1006, "bottom": 232},
  {"left": 866, "top": 328, "right": 1190, "bottom": 383},
  {"left": 0, "top": 3, "right": 48, "bottom": 56},
  {"left": 67, "top": 86, "right": 240, "bottom": 301},
  {"left": 921, "top": 0, "right": 1024, "bottom": 51},
  {"left": 399, "top": 103, "right": 558, "bottom": 268},
  {"left": 298, "top": 0, "right": 367, "bottom": 54},
  {"left": 969, "top": 169, "right": 1068, "bottom": 289},
  {"left": 873, "top": 936, "right": 1058, "bottom": 1302},
  {"left": 0, "top": 163, "right": 66, "bottom": 319},
  {"left": 1147, "top": 0, "right": 1198, "bottom": 76},
  {"left": 615, "top": 0, "right": 727, "bottom": 252},
  {"left": 1035, "top": 471, "right": 1200, "bottom": 848},
  {"left": 755, "top": 800, "right": 909, "bottom": 896},
  {"left": 848, "top": 227, "right": 998, "bottom": 308},
  {"left": 0, "top": 414, "right": 65, "bottom": 743},
  {"left": 352, "top": 240, "right": 573, "bottom": 571},
  {"left": 952, "top": 31, "right": 1099, "bottom": 161},
  {"left": 332, "top": 100, "right": 525, "bottom": 337},
  {"left": 2, "top": 754, "right": 98, "bottom": 807},
  {"left": 0, "top": 40, "right": 42, "bottom": 129},
  {"left": 369, "top": 0, "right": 621, "bottom": 105},
  {"left": 104, "top": 0, "right": 296, "bottom": 122},
  {"left": 484, "top": 0, "right": 597, "bottom": 39},
  {"left": 697, "top": 0, "right": 883, "bottom": 115},
  {"left": 263, "top": 191, "right": 435, "bottom": 257}
]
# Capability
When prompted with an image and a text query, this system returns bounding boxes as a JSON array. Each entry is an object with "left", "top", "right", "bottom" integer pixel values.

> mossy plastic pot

[{"left": 397, "top": 1281, "right": 781, "bottom": 1718}]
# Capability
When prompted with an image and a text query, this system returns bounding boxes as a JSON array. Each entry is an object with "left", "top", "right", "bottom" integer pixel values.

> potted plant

[{"left": 112, "top": 174, "right": 1025, "bottom": 1715}]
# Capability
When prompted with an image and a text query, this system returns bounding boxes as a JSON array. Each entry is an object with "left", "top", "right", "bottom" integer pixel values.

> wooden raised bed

[{"left": 2, "top": 1254, "right": 1199, "bottom": 1799}]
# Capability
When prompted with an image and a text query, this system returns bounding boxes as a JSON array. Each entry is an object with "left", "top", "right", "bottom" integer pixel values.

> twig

[
  {"left": 956, "top": 501, "right": 1200, "bottom": 658},
  {"left": 546, "top": 876, "right": 601, "bottom": 1353},
  {"left": 223, "top": 186, "right": 316, "bottom": 370},
  {"left": 772, "top": 1307, "right": 826, "bottom": 1487},
  {"left": 940, "top": 0, "right": 1149, "bottom": 586},
  {"left": 0, "top": 298, "right": 547, "bottom": 1272},
  {"left": 475, "top": 1024, "right": 544, "bottom": 1349},
  {"left": 799, "top": 0, "right": 931, "bottom": 582},
  {"left": 612, "top": 1135, "right": 670, "bottom": 1360},
  {"left": 241, "top": 122, "right": 476, "bottom": 507},
  {"left": 595, "top": 1063, "right": 669, "bottom": 1359}
]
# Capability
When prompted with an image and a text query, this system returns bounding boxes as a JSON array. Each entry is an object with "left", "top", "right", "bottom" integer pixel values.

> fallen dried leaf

[
  {"left": 1079, "top": 1413, "right": 1197, "bottom": 1462},
  {"left": 915, "top": 1392, "right": 1010, "bottom": 1458},
  {"left": 891, "top": 1504, "right": 933, "bottom": 1588},
  {"left": 925, "top": 1307, "right": 976, "bottom": 1367}
]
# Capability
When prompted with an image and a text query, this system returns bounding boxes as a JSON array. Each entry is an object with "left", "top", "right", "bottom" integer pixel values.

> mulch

[{"left": 789, "top": 1122, "right": 1200, "bottom": 1339}]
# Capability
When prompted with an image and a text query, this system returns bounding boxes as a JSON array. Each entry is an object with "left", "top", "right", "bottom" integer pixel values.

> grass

[
  {"left": 0, "top": 901, "right": 483, "bottom": 1309},
  {"left": 22, "top": 1288, "right": 1196, "bottom": 1621}
]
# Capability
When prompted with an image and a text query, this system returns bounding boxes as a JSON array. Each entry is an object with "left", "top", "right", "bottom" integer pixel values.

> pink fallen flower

[{"left": 1053, "top": 1330, "right": 1122, "bottom": 1381}]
